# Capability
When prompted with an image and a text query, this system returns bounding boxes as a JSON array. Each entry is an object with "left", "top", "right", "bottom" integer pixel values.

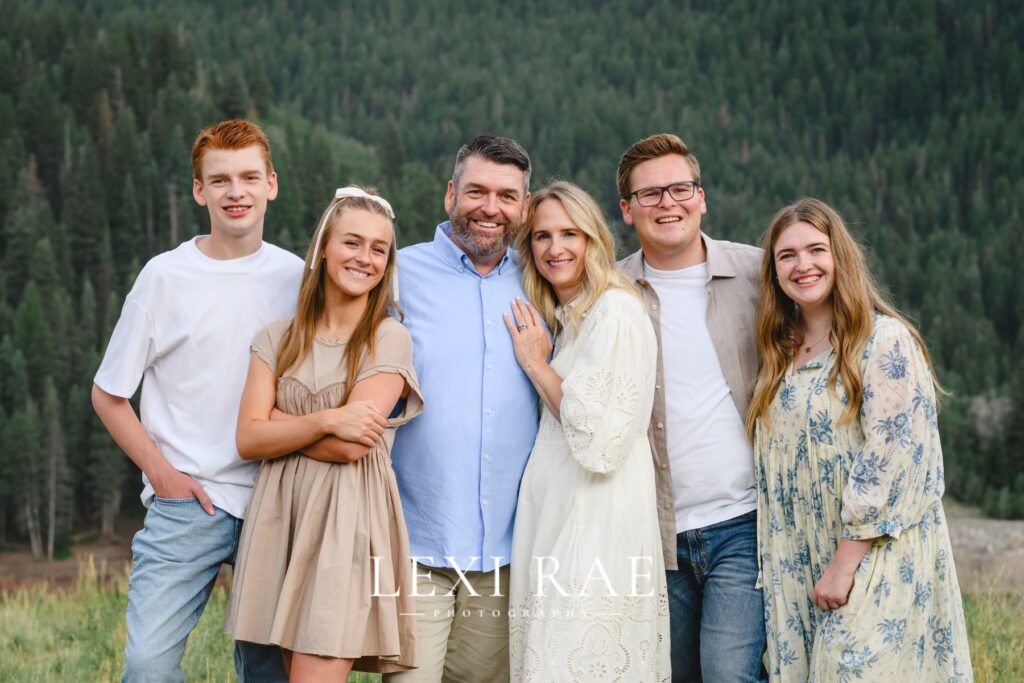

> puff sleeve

[
  {"left": 558, "top": 292, "right": 657, "bottom": 474},
  {"left": 841, "top": 317, "right": 944, "bottom": 541},
  {"left": 355, "top": 317, "right": 424, "bottom": 426}
]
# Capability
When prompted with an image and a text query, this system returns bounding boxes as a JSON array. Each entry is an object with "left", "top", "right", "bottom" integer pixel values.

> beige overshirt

[{"left": 617, "top": 234, "right": 762, "bottom": 569}]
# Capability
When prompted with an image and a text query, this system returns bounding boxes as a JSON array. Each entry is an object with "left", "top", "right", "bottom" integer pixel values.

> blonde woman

[
  {"left": 505, "top": 181, "right": 669, "bottom": 682},
  {"left": 225, "top": 188, "right": 422, "bottom": 680},
  {"left": 747, "top": 197, "right": 971, "bottom": 681}
]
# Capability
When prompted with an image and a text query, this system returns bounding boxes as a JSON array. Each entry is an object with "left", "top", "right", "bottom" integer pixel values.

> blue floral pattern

[{"left": 755, "top": 315, "right": 972, "bottom": 681}]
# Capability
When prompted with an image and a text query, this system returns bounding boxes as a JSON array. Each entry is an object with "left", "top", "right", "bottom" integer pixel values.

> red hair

[{"left": 191, "top": 119, "right": 273, "bottom": 180}]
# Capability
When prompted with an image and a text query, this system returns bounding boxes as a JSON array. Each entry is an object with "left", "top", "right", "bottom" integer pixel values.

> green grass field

[{"left": 1, "top": 559, "right": 1019, "bottom": 682}]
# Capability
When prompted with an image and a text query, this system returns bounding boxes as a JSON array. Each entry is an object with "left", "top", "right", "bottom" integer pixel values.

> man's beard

[{"left": 449, "top": 206, "right": 519, "bottom": 259}]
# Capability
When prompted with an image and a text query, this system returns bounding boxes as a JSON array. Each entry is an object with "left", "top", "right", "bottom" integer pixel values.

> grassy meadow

[
  {"left": 0, "top": 559, "right": 379, "bottom": 682},
  {"left": 1, "top": 559, "right": 1020, "bottom": 682}
]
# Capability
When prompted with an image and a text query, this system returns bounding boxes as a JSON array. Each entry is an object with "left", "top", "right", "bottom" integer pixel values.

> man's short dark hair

[{"left": 452, "top": 135, "right": 532, "bottom": 194}]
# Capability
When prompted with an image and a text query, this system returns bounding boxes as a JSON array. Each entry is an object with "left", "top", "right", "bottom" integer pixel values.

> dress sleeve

[
  {"left": 841, "top": 317, "right": 941, "bottom": 541},
  {"left": 250, "top": 320, "right": 285, "bottom": 374},
  {"left": 355, "top": 317, "right": 424, "bottom": 426},
  {"left": 559, "top": 294, "right": 656, "bottom": 474}
]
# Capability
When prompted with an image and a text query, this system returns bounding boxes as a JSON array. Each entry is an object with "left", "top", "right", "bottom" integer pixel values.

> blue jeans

[
  {"left": 666, "top": 510, "right": 767, "bottom": 683},
  {"left": 122, "top": 496, "right": 286, "bottom": 683}
]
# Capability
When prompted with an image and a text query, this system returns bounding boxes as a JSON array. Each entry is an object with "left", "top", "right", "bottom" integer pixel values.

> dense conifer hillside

[{"left": 1, "top": 0, "right": 1021, "bottom": 556}]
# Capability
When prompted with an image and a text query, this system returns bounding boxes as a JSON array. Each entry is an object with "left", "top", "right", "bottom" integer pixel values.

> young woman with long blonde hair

[
  {"left": 505, "top": 181, "right": 670, "bottom": 682},
  {"left": 748, "top": 197, "right": 971, "bottom": 681},
  {"left": 225, "top": 187, "right": 423, "bottom": 681}
]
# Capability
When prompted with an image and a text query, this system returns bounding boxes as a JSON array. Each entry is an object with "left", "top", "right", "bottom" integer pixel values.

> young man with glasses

[{"left": 617, "top": 133, "right": 767, "bottom": 682}]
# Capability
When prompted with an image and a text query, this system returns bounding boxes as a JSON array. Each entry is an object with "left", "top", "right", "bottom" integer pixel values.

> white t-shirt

[
  {"left": 644, "top": 262, "right": 757, "bottom": 532},
  {"left": 94, "top": 236, "right": 302, "bottom": 518}
]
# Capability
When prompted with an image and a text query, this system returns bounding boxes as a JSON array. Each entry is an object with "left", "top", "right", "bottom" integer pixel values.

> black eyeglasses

[{"left": 626, "top": 181, "right": 701, "bottom": 207}]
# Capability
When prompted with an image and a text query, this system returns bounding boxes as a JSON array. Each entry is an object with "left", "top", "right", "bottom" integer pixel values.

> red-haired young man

[{"left": 93, "top": 120, "right": 314, "bottom": 681}]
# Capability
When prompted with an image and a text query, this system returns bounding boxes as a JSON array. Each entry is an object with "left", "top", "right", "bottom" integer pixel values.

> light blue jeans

[
  {"left": 666, "top": 510, "right": 767, "bottom": 683},
  {"left": 122, "top": 496, "right": 286, "bottom": 683}
]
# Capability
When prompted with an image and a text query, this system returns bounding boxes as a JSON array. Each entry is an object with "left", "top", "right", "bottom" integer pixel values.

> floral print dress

[{"left": 755, "top": 315, "right": 972, "bottom": 682}]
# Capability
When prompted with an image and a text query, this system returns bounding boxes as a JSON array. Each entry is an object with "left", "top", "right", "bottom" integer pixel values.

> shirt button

[
  {"left": 655, "top": 384, "right": 662, "bottom": 390},
  {"left": 659, "top": 463, "right": 668, "bottom": 469},
  {"left": 657, "top": 422, "right": 664, "bottom": 429},
  {"left": 650, "top": 303, "right": 658, "bottom": 310},
  {"left": 482, "top": 500, "right": 489, "bottom": 506},
  {"left": 487, "top": 408, "right": 494, "bottom": 415},
  {"left": 487, "top": 363, "right": 493, "bottom": 370},
  {"left": 663, "top": 503, "right": 672, "bottom": 510},
  {"left": 487, "top": 319, "right": 493, "bottom": 325},
  {"left": 484, "top": 453, "right": 491, "bottom": 461}
]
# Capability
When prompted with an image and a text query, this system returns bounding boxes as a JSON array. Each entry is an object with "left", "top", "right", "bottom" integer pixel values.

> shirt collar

[
  {"left": 554, "top": 295, "right": 584, "bottom": 326},
  {"left": 432, "top": 221, "right": 515, "bottom": 275},
  {"left": 702, "top": 234, "right": 736, "bottom": 279},
  {"left": 621, "top": 233, "right": 735, "bottom": 284}
]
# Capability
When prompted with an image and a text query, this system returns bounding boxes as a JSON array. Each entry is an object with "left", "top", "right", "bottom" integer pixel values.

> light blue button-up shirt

[{"left": 392, "top": 222, "right": 539, "bottom": 570}]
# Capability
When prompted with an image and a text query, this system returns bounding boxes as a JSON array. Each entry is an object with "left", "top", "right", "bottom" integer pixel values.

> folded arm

[{"left": 235, "top": 354, "right": 403, "bottom": 463}]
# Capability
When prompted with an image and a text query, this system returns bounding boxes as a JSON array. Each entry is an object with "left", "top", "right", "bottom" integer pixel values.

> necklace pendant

[{"left": 805, "top": 346, "right": 811, "bottom": 353}]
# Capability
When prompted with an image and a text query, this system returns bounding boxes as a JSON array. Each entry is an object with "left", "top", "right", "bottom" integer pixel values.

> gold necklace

[{"left": 802, "top": 330, "right": 831, "bottom": 354}]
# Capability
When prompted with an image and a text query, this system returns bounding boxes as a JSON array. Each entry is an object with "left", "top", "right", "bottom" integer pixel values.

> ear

[
  {"left": 443, "top": 180, "right": 456, "bottom": 215},
  {"left": 619, "top": 197, "right": 634, "bottom": 225},
  {"left": 267, "top": 171, "right": 279, "bottom": 201},
  {"left": 520, "top": 191, "right": 531, "bottom": 224},
  {"left": 697, "top": 187, "right": 707, "bottom": 215},
  {"left": 192, "top": 178, "right": 207, "bottom": 207}
]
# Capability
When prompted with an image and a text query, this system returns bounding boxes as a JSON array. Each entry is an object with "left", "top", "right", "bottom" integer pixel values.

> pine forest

[{"left": 0, "top": 0, "right": 1022, "bottom": 559}]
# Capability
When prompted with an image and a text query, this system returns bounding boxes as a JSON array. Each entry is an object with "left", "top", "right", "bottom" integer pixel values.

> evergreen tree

[
  {"left": 41, "top": 378, "right": 70, "bottom": 560},
  {"left": 3, "top": 159, "right": 56, "bottom": 301},
  {"left": 6, "top": 398, "right": 42, "bottom": 558},
  {"left": 65, "top": 141, "right": 111, "bottom": 289},
  {"left": 13, "top": 282, "right": 54, "bottom": 402}
]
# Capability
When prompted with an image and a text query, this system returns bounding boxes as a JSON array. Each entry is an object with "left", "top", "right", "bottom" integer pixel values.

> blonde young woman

[
  {"left": 747, "top": 197, "right": 972, "bottom": 681},
  {"left": 505, "top": 181, "right": 669, "bottom": 682},
  {"left": 225, "top": 188, "right": 423, "bottom": 681}
]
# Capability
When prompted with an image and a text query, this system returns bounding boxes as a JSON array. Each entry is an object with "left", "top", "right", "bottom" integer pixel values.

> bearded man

[{"left": 387, "top": 135, "right": 539, "bottom": 683}]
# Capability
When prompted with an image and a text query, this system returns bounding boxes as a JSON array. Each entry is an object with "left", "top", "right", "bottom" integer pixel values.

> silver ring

[{"left": 517, "top": 323, "right": 527, "bottom": 331}]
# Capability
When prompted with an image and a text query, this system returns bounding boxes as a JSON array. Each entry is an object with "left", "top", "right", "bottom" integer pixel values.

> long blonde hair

[
  {"left": 516, "top": 181, "right": 636, "bottom": 335},
  {"left": 276, "top": 189, "right": 400, "bottom": 405},
  {"left": 746, "top": 197, "right": 941, "bottom": 437}
]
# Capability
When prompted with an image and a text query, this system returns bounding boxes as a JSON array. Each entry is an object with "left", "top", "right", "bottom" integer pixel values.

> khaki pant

[{"left": 384, "top": 563, "right": 510, "bottom": 683}]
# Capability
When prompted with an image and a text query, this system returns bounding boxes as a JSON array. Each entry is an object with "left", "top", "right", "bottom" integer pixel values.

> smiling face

[
  {"left": 619, "top": 153, "right": 706, "bottom": 269},
  {"left": 530, "top": 198, "right": 589, "bottom": 304},
  {"left": 320, "top": 208, "right": 393, "bottom": 301},
  {"left": 773, "top": 220, "right": 835, "bottom": 316},
  {"left": 444, "top": 155, "right": 529, "bottom": 268},
  {"left": 192, "top": 145, "right": 278, "bottom": 240}
]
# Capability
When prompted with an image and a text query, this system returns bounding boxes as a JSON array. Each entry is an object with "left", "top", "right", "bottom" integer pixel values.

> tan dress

[{"left": 225, "top": 316, "right": 423, "bottom": 672}]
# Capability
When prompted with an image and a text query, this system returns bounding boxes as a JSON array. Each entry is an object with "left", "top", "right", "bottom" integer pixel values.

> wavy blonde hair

[
  {"left": 516, "top": 181, "right": 636, "bottom": 335},
  {"left": 746, "top": 197, "right": 941, "bottom": 438},
  {"left": 276, "top": 188, "right": 400, "bottom": 405}
]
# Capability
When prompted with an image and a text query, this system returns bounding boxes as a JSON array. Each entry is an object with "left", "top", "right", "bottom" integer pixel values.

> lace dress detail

[{"left": 509, "top": 289, "right": 670, "bottom": 682}]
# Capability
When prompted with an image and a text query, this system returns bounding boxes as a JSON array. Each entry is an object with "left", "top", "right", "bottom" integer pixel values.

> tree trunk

[
  {"left": 101, "top": 489, "right": 121, "bottom": 539},
  {"left": 167, "top": 182, "right": 178, "bottom": 247},
  {"left": 47, "top": 430, "right": 57, "bottom": 560},
  {"left": 24, "top": 500, "right": 43, "bottom": 560}
]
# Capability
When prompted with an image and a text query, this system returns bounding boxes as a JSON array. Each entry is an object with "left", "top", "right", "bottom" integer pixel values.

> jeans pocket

[{"left": 153, "top": 495, "right": 198, "bottom": 505}]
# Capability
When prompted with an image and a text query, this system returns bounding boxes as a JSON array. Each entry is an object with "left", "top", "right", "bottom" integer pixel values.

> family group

[{"left": 92, "top": 119, "right": 973, "bottom": 682}]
